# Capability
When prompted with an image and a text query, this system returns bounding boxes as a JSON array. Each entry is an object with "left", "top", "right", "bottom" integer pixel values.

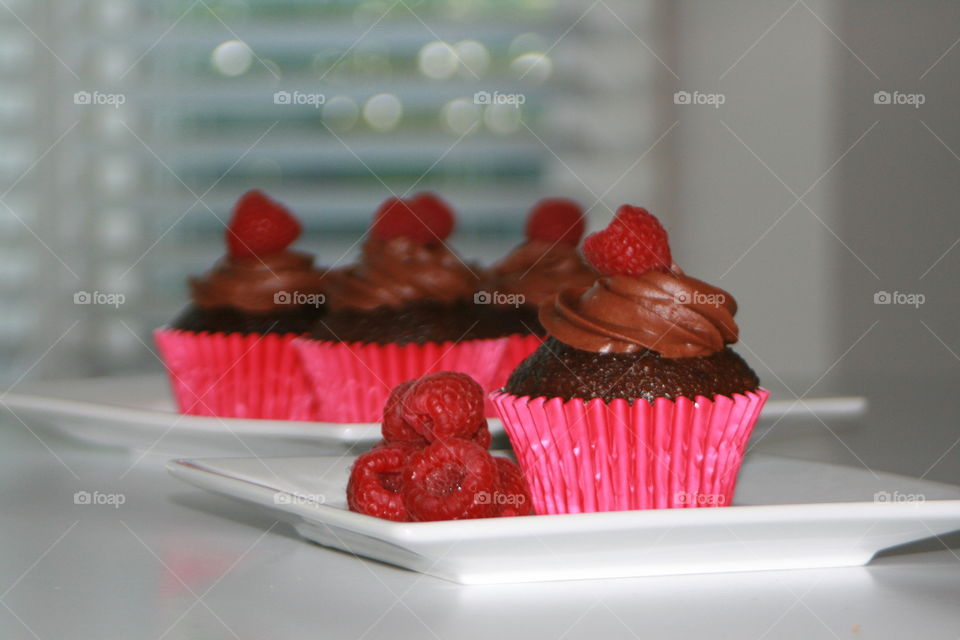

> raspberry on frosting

[
  {"left": 581, "top": 205, "right": 672, "bottom": 277},
  {"left": 226, "top": 190, "right": 302, "bottom": 259},
  {"left": 370, "top": 193, "right": 455, "bottom": 243},
  {"left": 524, "top": 198, "right": 585, "bottom": 245},
  {"left": 411, "top": 192, "right": 455, "bottom": 240}
]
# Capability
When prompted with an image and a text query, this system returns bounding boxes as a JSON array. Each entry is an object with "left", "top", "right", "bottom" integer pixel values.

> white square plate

[
  {"left": 2, "top": 374, "right": 866, "bottom": 457},
  {"left": 167, "top": 453, "right": 960, "bottom": 584}
]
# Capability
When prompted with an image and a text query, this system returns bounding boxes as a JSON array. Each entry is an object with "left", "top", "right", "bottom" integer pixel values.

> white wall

[{"left": 667, "top": 0, "right": 839, "bottom": 387}]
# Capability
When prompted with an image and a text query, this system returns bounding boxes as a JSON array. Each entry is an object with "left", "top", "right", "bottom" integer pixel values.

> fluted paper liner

[
  {"left": 154, "top": 328, "right": 318, "bottom": 421},
  {"left": 295, "top": 337, "right": 510, "bottom": 423},
  {"left": 491, "top": 389, "right": 769, "bottom": 514}
]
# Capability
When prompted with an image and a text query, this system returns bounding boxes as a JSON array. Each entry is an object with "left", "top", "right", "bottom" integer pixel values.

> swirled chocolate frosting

[
  {"left": 485, "top": 240, "right": 598, "bottom": 308},
  {"left": 189, "top": 250, "right": 329, "bottom": 312},
  {"left": 327, "top": 236, "right": 479, "bottom": 312},
  {"left": 539, "top": 270, "right": 739, "bottom": 358}
]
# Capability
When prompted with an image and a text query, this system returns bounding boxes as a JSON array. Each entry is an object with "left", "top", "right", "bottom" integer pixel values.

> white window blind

[{"left": 1, "top": 0, "right": 668, "bottom": 380}]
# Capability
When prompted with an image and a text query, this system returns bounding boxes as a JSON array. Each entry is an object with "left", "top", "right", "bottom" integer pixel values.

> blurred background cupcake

[
  {"left": 155, "top": 190, "right": 332, "bottom": 420},
  {"left": 481, "top": 198, "right": 598, "bottom": 391},
  {"left": 492, "top": 205, "right": 768, "bottom": 515},
  {"left": 296, "top": 193, "right": 509, "bottom": 422}
]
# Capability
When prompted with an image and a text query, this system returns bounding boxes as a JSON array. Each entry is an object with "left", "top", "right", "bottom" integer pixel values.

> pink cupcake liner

[
  {"left": 294, "top": 337, "right": 510, "bottom": 423},
  {"left": 483, "top": 333, "right": 545, "bottom": 416},
  {"left": 491, "top": 388, "right": 769, "bottom": 515},
  {"left": 154, "top": 328, "right": 318, "bottom": 421}
]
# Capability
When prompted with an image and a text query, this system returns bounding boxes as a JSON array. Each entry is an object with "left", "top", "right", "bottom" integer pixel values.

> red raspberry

[
  {"left": 581, "top": 205, "right": 672, "bottom": 277},
  {"left": 347, "top": 445, "right": 411, "bottom": 521},
  {"left": 371, "top": 194, "right": 454, "bottom": 243},
  {"left": 226, "top": 190, "right": 302, "bottom": 259},
  {"left": 471, "top": 422, "right": 492, "bottom": 450},
  {"left": 402, "top": 439, "right": 500, "bottom": 521},
  {"left": 494, "top": 457, "right": 533, "bottom": 516},
  {"left": 380, "top": 380, "right": 428, "bottom": 446},
  {"left": 524, "top": 198, "right": 585, "bottom": 245},
  {"left": 401, "top": 372, "right": 485, "bottom": 442},
  {"left": 411, "top": 192, "right": 455, "bottom": 241}
]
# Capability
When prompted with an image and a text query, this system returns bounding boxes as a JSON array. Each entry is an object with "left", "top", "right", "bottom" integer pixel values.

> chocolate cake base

[
  {"left": 171, "top": 305, "right": 323, "bottom": 335},
  {"left": 475, "top": 304, "right": 545, "bottom": 337},
  {"left": 505, "top": 337, "right": 759, "bottom": 402},
  {"left": 314, "top": 300, "right": 529, "bottom": 345}
]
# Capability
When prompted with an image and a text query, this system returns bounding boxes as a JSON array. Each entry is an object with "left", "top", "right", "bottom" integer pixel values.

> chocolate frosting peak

[
  {"left": 327, "top": 236, "right": 478, "bottom": 311},
  {"left": 539, "top": 271, "right": 739, "bottom": 357},
  {"left": 189, "top": 250, "right": 328, "bottom": 312},
  {"left": 485, "top": 240, "right": 598, "bottom": 307}
]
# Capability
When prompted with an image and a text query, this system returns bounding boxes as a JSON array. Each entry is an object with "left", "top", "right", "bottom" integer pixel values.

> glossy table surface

[{"left": 1, "top": 373, "right": 959, "bottom": 640}]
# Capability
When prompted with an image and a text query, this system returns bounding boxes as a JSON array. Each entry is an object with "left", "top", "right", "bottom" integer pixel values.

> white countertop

[{"left": 2, "top": 378, "right": 959, "bottom": 640}]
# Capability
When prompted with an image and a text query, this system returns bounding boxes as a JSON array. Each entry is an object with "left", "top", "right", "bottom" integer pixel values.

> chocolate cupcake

[
  {"left": 481, "top": 198, "right": 599, "bottom": 387},
  {"left": 155, "top": 190, "right": 331, "bottom": 420},
  {"left": 492, "top": 205, "right": 769, "bottom": 514},
  {"left": 295, "top": 193, "right": 509, "bottom": 423}
]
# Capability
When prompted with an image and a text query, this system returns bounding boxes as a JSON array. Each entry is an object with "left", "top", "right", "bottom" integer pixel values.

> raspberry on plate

[
  {"left": 226, "top": 189, "right": 302, "bottom": 259},
  {"left": 471, "top": 422, "right": 492, "bottom": 450},
  {"left": 347, "top": 445, "right": 411, "bottom": 522},
  {"left": 581, "top": 204, "right": 672, "bottom": 276},
  {"left": 380, "top": 380, "right": 427, "bottom": 446},
  {"left": 402, "top": 439, "right": 500, "bottom": 521},
  {"left": 494, "top": 457, "right": 533, "bottom": 517},
  {"left": 401, "top": 372, "right": 485, "bottom": 443},
  {"left": 524, "top": 198, "right": 585, "bottom": 246}
]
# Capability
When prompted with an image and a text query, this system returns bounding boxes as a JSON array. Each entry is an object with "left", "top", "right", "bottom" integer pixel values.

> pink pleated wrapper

[
  {"left": 294, "top": 337, "right": 510, "bottom": 423},
  {"left": 491, "top": 388, "right": 769, "bottom": 515},
  {"left": 154, "top": 328, "right": 318, "bottom": 421}
]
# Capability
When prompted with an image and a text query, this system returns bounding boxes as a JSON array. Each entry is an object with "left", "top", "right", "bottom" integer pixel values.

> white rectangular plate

[
  {"left": 2, "top": 375, "right": 865, "bottom": 457},
  {"left": 167, "top": 454, "right": 960, "bottom": 584}
]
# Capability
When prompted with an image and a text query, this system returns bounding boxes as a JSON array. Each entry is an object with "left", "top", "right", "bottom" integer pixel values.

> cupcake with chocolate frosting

[
  {"left": 155, "top": 190, "right": 331, "bottom": 420},
  {"left": 481, "top": 198, "right": 598, "bottom": 389},
  {"left": 295, "top": 193, "right": 509, "bottom": 422},
  {"left": 491, "top": 205, "right": 768, "bottom": 515}
]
